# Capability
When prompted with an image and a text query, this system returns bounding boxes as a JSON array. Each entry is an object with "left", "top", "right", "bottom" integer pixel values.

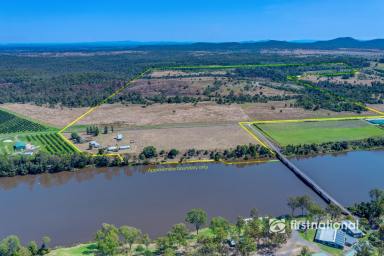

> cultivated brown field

[
  {"left": 2, "top": 100, "right": 375, "bottom": 130},
  {"left": 79, "top": 102, "right": 247, "bottom": 126},
  {"left": 0, "top": 103, "right": 89, "bottom": 128},
  {"left": 74, "top": 123, "right": 256, "bottom": 154},
  {"left": 240, "top": 101, "right": 375, "bottom": 120}
]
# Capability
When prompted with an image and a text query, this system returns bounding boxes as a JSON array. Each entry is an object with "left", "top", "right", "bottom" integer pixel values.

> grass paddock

[{"left": 256, "top": 119, "right": 384, "bottom": 146}]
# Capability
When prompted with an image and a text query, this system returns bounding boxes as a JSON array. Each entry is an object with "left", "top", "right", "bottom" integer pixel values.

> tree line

[
  {"left": 0, "top": 143, "right": 272, "bottom": 177},
  {"left": 282, "top": 137, "right": 384, "bottom": 156},
  {"left": 0, "top": 235, "right": 51, "bottom": 256},
  {"left": 92, "top": 207, "right": 291, "bottom": 256}
]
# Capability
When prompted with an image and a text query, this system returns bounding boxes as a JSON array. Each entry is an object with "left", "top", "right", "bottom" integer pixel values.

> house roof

[
  {"left": 14, "top": 141, "right": 26, "bottom": 147},
  {"left": 345, "top": 235, "right": 358, "bottom": 245},
  {"left": 341, "top": 220, "right": 362, "bottom": 235},
  {"left": 315, "top": 228, "right": 345, "bottom": 246}
]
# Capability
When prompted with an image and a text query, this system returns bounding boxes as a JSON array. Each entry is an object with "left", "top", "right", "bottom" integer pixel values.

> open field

[
  {"left": 257, "top": 119, "right": 384, "bottom": 146},
  {"left": 240, "top": 101, "right": 375, "bottom": 121},
  {"left": 47, "top": 244, "right": 97, "bottom": 256},
  {"left": 127, "top": 76, "right": 295, "bottom": 98},
  {"left": 72, "top": 123, "right": 257, "bottom": 154},
  {"left": 148, "top": 69, "right": 228, "bottom": 78},
  {"left": 302, "top": 73, "right": 384, "bottom": 86},
  {"left": 0, "top": 104, "right": 88, "bottom": 128},
  {"left": 3, "top": 101, "right": 376, "bottom": 131},
  {"left": 368, "top": 103, "right": 384, "bottom": 112},
  {"left": 79, "top": 102, "right": 248, "bottom": 126}
]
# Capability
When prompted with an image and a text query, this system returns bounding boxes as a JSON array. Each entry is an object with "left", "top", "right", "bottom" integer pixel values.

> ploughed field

[
  {"left": 257, "top": 119, "right": 384, "bottom": 146},
  {"left": 74, "top": 123, "right": 256, "bottom": 154}
]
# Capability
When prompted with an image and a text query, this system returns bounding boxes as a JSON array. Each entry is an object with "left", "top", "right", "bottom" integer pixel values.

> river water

[{"left": 0, "top": 150, "right": 383, "bottom": 246}]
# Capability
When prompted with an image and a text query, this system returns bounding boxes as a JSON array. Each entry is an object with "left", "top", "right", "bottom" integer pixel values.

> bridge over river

[{"left": 245, "top": 123, "right": 353, "bottom": 216}]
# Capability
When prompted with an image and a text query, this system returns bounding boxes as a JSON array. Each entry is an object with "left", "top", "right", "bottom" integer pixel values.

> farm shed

[
  {"left": 341, "top": 220, "right": 364, "bottom": 238},
  {"left": 13, "top": 141, "right": 26, "bottom": 151},
  {"left": 314, "top": 227, "right": 345, "bottom": 249}
]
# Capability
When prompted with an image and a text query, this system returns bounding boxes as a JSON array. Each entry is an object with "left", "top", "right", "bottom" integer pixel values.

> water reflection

[{"left": 0, "top": 162, "right": 257, "bottom": 191}]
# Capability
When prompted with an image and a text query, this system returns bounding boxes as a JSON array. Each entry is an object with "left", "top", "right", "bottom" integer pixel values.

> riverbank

[
  {"left": 1, "top": 150, "right": 383, "bottom": 247},
  {"left": 0, "top": 143, "right": 273, "bottom": 178}
]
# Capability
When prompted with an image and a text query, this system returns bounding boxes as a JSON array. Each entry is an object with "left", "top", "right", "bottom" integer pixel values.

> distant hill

[
  {"left": 1, "top": 37, "right": 384, "bottom": 52},
  {"left": 136, "top": 37, "right": 384, "bottom": 51}
]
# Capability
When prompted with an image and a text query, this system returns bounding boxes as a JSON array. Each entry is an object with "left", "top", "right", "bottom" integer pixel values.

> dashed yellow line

[
  {"left": 59, "top": 107, "right": 97, "bottom": 133},
  {"left": 59, "top": 69, "right": 151, "bottom": 134},
  {"left": 56, "top": 62, "right": 384, "bottom": 165}
]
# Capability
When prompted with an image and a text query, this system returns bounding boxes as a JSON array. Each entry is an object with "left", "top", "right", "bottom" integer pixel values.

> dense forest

[
  {"left": 313, "top": 81, "right": 384, "bottom": 104},
  {"left": 0, "top": 48, "right": 369, "bottom": 107}
]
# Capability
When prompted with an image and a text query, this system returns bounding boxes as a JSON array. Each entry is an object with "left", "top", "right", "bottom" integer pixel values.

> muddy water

[{"left": 0, "top": 150, "right": 383, "bottom": 246}]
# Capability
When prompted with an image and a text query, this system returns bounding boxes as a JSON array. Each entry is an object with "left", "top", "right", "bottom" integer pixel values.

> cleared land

[
  {"left": 73, "top": 124, "right": 256, "bottom": 154},
  {"left": 0, "top": 104, "right": 88, "bottom": 128},
  {"left": 127, "top": 76, "right": 295, "bottom": 98},
  {"left": 3, "top": 101, "right": 375, "bottom": 130},
  {"left": 240, "top": 100, "right": 373, "bottom": 121},
  {"left": 79, "top": 102, "right": 249, "bottom": 126},
  {"left": 302, "top": 74, "right": 384, "bottom": 86},
  {"left": 257, "top": 119, "right": 384, "bottom": 146},
  {"left": 368, "top": 104, "right": 384, "bottom": 113}
]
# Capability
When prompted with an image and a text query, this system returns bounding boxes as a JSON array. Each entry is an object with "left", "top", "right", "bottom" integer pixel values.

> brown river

[{"left": 0, "top": 150, "right": 383, "bottom": 246}]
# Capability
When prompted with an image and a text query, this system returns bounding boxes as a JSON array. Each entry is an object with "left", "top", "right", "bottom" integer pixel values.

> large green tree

[
  {"left": 185, "top": 208, "right": 207, "bottom": 235},
  {"left": 95, "top": 223, "right": 120, "bottom": 256},
  {"left": 119, "top": 225, "right": 142, "bottom": 255}
]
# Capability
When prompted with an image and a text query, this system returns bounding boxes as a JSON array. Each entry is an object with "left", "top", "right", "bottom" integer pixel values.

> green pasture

[{"left": 256, "top": 119, "right": 384, "bottom": 146}]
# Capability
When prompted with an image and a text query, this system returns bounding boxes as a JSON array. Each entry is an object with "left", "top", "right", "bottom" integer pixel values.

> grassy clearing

[
  {"left": 48, "top": 243, "right": 97, "bottom": 256},
  {"left": 48, "top": 228, "right": 216, "bottom": 256},
  {"left": 376, "top": 63, "right": 384, "bottom": 70},
  {"left": 298, "top": 230, "right": 343, "bottom": 256},
  {"left": 257, "top": 119, "right": 384, "bottom": 146}
]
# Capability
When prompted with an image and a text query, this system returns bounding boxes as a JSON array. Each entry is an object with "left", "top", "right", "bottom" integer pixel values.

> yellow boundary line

[
  {"left": 56, "top": 63, "right": 384, "bottom": 164},
  {"left": 238, "top": 122, "right": 277, "bottom": 158},
  {"left": 366, "top": 106, "right": 384, "bottom": 116}
]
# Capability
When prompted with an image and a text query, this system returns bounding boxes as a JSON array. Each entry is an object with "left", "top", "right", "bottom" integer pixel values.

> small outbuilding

[
  {"left": 115, "top": 134, "right": 124, "bottom": 141},
  {"left": 314, "top": 228, "right": 345, "bottom": 249},
  {"left": 341, "top": 220, "right": 364, "bottom": 238},
  {"left": 107, "top": 146, "right": 118, "bottom": 152},
  {"left": 89, "top": 141, "right": 101, "bottom": 148},
  {"left": 13, "top": 141, "right": 26, "bottom": 151},
  {"left": 345, "top": 235, "right": 358, "bottom": 247}
]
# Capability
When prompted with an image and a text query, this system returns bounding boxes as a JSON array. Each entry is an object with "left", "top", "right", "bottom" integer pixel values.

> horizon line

[{"left": 1, "top": 37, "right": 383, "bottom": 46}]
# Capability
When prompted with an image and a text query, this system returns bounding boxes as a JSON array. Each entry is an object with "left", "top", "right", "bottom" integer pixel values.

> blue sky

[{"left": 1, "top": 0, "right": 383, "bottom": 43}]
